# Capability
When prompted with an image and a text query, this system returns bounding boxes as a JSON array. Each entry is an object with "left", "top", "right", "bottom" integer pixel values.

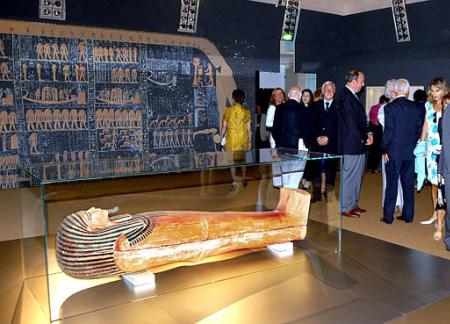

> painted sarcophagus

[{"left": 56, "top": 188, "right": 310, "bottom": 279}]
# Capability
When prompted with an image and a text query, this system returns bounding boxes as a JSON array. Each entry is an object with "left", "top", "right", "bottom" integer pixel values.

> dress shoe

[
  {"left": 380, "top": 217, "right": 393, "bottom": 224},
  {"left": 322, "top": 191, "right": 327, "bottom": 202},
  {"left": 352, "top": 207, "right": 367, "bottom": 213},
  {"left": 341, "top": 211, "right": 360, "bottom": 218},
  {"left": 311, "top": 187, "right": 322, "bottom": 203},
  {"left": 396, "top": 216, "right": 413, "bottom": 223}
]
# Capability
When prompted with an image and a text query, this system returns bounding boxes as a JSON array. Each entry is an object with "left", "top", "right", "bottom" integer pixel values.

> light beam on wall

[
  {"left": 391, "top": 0, "right": 411, "bottom": 42},
  {"left": 178, "top": 0, "right": 200, "bottom": 33},
  {"left": 281, "top": 1, "right": 301, "bottom": 41},
  {"left": 39, "top": 0, "right": 66, "bottom": 21}
]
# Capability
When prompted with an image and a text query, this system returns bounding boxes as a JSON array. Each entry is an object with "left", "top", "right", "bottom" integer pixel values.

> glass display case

[{"left": 18, "top": 148, "right": 342, "bottom": 322}]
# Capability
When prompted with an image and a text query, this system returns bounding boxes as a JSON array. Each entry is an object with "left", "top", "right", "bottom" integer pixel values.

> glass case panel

[{"left": 18, "top": 148, "right": 342, "bottom": 322}]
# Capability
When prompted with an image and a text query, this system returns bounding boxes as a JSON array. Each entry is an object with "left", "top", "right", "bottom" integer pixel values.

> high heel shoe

[
  {"left": 229, "top": 181, "right": 237, "bottom": 192},
  {"left": 420, "top": 214, "right": 437, "bottom": 225},
  {"left": 242, "top": 179, "right": 247, "bottom": 187}
]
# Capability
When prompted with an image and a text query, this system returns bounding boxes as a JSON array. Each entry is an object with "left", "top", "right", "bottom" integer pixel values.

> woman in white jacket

[
  {"left": 265, "top": 88, "right": 287, "bottom": 187},
  {"left": 265, "top": 88, "right": 287, "bottom": 148}
]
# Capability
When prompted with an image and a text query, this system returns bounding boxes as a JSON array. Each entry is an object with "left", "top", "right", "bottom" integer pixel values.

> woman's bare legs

[
  {"left": 229, "top": 167, "right": 237, "bottom": 191},
  {"left": 421, "top": 184, "right": 438, "bottom": 224},
  {"left": 241, "top": 165, "right": 247, "bottom": 187},
  {"left": 433, "top": 209, "right": 445, "bottom": 240}
]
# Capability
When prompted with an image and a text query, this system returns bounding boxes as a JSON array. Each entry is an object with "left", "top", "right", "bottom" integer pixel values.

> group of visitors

[{"left": 221, "top": 69, "right": 450, "bottom": 250}]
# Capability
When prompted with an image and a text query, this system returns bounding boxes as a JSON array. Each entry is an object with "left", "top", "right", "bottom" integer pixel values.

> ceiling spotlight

[
  {"left": 178, "top": 0, "right": 200, "bottom": 33},
  {"left": 39, "top": 0, "right": 66, "bottom": 21},
  {"left": 391, "top": 0, "right": 410, "bottom": 42},
  {"left": 281, "top": 0, "right": 301, "bottom": 41}
]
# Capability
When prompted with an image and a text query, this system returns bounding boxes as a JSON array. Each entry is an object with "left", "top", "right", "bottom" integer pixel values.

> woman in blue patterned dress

[{"left": 420, "top": 77, "right": 448, "bottom": 225}]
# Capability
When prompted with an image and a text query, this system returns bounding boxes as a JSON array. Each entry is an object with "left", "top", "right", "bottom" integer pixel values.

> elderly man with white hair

[
  {"left": 310, "top": 81, "right": 339, "bottom": 202},
  {"left": 272, "top": 85, "right": 310, "bottom": 188},
  {"left": 380, "top": 78, "right": 425, "bottom": 224},
  {"left": 272, "top": 85, "right": 309, "bottom": 150},
  {"left": 378, "top": 79, "right": 404, "bottom": 212}
]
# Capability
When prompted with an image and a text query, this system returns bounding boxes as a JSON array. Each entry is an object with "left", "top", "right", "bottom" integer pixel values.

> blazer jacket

[
  {"left": 272, "top": 99, "right": 310, "bottom": 149},
  {"left": 381, "top": 96, "right": 425, "bottom": 161},
  {"left": 310, "top": 99, "right": 338, "bottom": 154},
  {"left": 439, "top": 105, "right": 450, "bottom": 175},
  {"left": 336, "top": 87, "right": 369, "bottom": 155}
]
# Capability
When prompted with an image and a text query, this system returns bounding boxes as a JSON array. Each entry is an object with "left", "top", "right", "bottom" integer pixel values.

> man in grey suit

[
  {"left": 336, "top": 69, "right": 373, "bottom": 218},
  {"left": 438, "top": 102, "right": 450, "bottom": 250}
]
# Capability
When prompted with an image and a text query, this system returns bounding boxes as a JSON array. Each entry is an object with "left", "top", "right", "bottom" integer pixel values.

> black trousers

[
  {"left": 367, "top": 123, "right": 383, "bottom": 170},
  {"left": 383, "top": 158, "right": 415, "bottom": 222},
  {"left": 311, "top": 157, "right": 337, "bottom": 189},
  {"left": 443, "top": 172, "right": 450, "bottom": 250}
]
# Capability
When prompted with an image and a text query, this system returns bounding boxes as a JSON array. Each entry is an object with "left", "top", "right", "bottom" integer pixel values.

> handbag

[{"left": 221, "top": 134, "right": 226, "bottom": 146}]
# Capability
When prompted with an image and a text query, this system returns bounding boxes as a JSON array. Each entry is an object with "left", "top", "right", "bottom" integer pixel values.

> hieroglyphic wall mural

[
  {"left": 0, "top": 20, "right": 237, "bottom": 188},
  {"left": 0, "top": 34, "right": 19, "bottom": 188}
]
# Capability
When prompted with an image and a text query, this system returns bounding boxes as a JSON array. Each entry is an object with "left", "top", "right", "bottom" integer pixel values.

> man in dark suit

[
  {"left": 272, "top": 85, "right": 309, "bottom": 150},
  {"left": 438, "top": 101, "right": 450, "bottom": 249},
  {"left": 272, "top": 86, "right": 309, "bottom": 188},
  {"left": 310, "top": 81, "right": 338, "bottom": 202},
  {"left": 381, "top": 79, "right": 425, "bottom": 224},
  {"left": 336, "top": 69, "right": 372, "bottom": 217}
]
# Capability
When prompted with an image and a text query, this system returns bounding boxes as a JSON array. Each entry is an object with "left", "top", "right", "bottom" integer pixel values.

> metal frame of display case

[{"left": 18, "top": 148, "right": 342, "bottom": 322}]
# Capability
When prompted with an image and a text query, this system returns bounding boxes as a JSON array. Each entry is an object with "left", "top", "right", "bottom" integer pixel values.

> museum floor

[{"left": 2, "top": 172, "right": 450, "bottom": 323}]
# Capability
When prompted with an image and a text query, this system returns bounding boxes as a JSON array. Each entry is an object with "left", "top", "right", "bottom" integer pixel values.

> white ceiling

[{"left": 250, "top": 0, "right": 430, "bottom": 15}]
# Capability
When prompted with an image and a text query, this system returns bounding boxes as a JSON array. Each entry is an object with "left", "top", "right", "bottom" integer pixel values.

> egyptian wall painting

[{"left": 0, "top": 20, "right": 237, "bottom": 188}]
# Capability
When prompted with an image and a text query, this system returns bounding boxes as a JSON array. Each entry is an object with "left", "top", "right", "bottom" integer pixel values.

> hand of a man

[
  {"left": 366, "top": 133, "right": 373, "bottom": 145},
  {"left": 383, "top": 153, "right": 389, "bottom": 163},
  {"left": 317, "top": 136, "right": 328, "bottom": 146}
]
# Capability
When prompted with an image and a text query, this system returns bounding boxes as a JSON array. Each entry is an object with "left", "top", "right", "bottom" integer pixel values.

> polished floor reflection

[
  {"left": 5, "top": 220, "right": 450, "bottom": 323},
  {"left": 2, "top": 172, "right": 450, "bottom": 323}
]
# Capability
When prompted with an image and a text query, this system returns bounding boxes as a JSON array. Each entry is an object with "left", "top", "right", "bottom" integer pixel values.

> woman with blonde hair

[
  {"left": 420, "top": 77, "right": 449, "bottom": 226},
  {"left": 265, "top": 87, "right": 287, "bottom": 148}
]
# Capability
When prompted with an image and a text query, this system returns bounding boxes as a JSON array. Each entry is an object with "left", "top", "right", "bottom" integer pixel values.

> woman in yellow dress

[{"left": 221, "top": 89, "right": 252, "bottom": 191}]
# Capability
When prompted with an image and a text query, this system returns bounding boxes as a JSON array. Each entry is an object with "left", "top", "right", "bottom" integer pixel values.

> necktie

[{"left": 325, "top": 102, "right": 330, "bottom": 112}]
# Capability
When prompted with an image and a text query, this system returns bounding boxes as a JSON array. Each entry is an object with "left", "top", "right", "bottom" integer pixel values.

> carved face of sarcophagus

[{"left": 56, "top": 188, "right": 311, "bottom": 279}]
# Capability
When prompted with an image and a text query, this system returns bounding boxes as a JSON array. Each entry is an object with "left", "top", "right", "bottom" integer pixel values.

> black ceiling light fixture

[
  {"left": 39, "top": 0, "right": 66, "bottom": 21},
  {"left": 391, "top": 0, "right": 411, "bottom": 42},
  {"left": 178, "top": 0, "right": 200, "bottom": 33},
  {"left": 281, "top": 0, "right": 301, "bottom": 41}
]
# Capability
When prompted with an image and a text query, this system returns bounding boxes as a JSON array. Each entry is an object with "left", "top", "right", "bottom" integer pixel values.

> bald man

[
  {"left": 272, "top": 86, "right": 309, "bottom": 150},
  {"left": 272, "top": 86, "right": 310, "bottom": 188}
]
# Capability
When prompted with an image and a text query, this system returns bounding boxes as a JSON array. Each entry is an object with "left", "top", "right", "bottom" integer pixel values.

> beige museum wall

[{"left": 0, "top": 187, "right": 44, "bottom": 241}]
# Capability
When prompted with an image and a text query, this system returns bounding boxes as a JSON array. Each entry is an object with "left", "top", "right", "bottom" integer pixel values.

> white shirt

[{"left": 266, "top": 104, "right": 276, "bottom": 128}]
